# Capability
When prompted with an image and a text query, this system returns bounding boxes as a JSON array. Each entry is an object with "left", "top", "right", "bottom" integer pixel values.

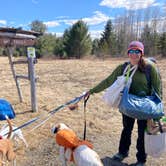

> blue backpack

[{"left": 0, "top": 99, "right": 15, "bottom": 120}]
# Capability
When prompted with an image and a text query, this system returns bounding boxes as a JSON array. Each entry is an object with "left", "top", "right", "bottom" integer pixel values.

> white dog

[
  {"left": 52, "top": 123, "right": 103, "bottom": 166},
  {"left": 0, "top": 124, "right": 28, "bottom": 148}
]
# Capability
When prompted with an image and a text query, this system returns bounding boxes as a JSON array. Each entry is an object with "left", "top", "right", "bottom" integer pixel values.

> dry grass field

[{"left": 0, "top": 56, "right": 166, "bottom": 166}]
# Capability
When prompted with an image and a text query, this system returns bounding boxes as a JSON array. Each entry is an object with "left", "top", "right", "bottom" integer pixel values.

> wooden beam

[
  {"left": 7, "top": 47, "right": 23, "bottom": 102},
  {"left": 0, "top": 27, "right": 39, "bottom": 46},
  {"left": 12, "top": 60, "right": 28, "bottom": 64},
  {"left": 0, "top": 32, "right": 36, "bottom": 39},
  {"left": 16, "top": 75, "right": 29, "bottom": 80},
  {"left": 0, "top": 38, "right": 36, "bottom": 46},
  {"left": 0, "top": 27, "right": 40, "bottom": 36}
]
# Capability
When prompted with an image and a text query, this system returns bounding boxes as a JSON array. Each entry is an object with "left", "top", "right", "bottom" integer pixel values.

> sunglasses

[{"left": 128, "top": 50, "right": 141, "bottom": 55}]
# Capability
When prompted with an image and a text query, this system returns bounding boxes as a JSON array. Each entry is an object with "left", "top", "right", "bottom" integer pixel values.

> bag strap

[
  {"left": 129, "top": 65, "right": 138, "bottom": 78},
  {"left": 123, "top": 63, "right": 136, "bottom": 74},
  {"left": 122, "top": 62, "right": 130, "bottom": 73},
  {"left": 123, "top": 63, "right": 130, "bottom": 74},
  {"left": 123, "top": 62, "right": 151, "bottom": 88},
  {"left": 123, "top": 63, "right": 137, "bottom": 75},
  {"left": 145, "top": 64, "right": 152, "bottom": 89},
  {"left": 124, "top": 65, "right": 138, "bottom": 82},
  {"left": 145, "top": 64, "right": 163, "bottom": 98}
]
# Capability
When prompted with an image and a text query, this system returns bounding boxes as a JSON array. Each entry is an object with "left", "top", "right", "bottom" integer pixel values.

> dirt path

[{"left": 0, "top": 57, "right": 166, "bottom": 166}]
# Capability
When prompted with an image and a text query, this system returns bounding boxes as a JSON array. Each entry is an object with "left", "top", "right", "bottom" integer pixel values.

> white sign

[{"left": 27, "top": 47, "right": 36, "bottom": 58}]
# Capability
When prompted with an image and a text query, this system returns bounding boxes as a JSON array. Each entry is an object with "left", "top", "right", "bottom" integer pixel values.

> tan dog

[
  {"left": 0, "top": 123, "right": 28, "bottom": 148},
  {"left": 0, "top": 117, "right": 16, "bottom": 166},
  {"left": 52, "top": 123, "right": 103, "bottom": 166}
]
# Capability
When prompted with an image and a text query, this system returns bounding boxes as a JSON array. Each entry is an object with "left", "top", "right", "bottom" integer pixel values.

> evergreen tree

[
  {"left": 63, "top": 29, "right": 72, "bottom": 58},
  {"left": 63, "top": 20, "right": 92, "bottom": 58},
  {"left": 54, "top": 37, "right": 66, "bottom": 58},
  {"left": 99, "top": 19, "right": 116, "bottom": 56},
  {"left": 0, "top": 47, "right": 4, "bottom": 56},
  {"left": 36, "top": 34, "right": 56, "bottom": 57},
  {"left": 92, "top": 39, "right": 100, "bottom": 56}
]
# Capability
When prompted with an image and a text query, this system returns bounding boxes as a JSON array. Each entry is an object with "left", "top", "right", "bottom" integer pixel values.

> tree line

[{"left": 0, "top": 9, "right": 166, "bottom": 58}]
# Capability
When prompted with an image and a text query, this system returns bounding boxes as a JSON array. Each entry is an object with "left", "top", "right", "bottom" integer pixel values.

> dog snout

[{"left": 51, "top": 127, "right": 58, "bottom": 134}]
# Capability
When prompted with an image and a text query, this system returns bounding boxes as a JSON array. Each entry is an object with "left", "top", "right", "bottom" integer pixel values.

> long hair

[{"left": 138, "top": 56, "right": 147, "bottom": 72}]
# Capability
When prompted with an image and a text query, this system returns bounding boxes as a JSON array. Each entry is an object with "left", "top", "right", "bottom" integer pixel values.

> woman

[{"left": 86, "top": 41, "right": 162, "bottom": 166}]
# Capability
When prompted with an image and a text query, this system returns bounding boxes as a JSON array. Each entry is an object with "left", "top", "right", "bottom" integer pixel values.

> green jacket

[{"left": 89, "top": 61, "right": 162, "bottom": 97}]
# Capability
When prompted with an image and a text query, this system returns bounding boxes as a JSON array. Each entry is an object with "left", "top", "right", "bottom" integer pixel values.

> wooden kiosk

[{"left": 0, "top": 27, "right": 40, "bottom": 112}]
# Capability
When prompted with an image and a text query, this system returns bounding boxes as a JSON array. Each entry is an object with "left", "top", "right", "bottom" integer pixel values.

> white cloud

[
  {"left": 152, "top": 2, "right": 161, "bottom": 7},
  {"left": 9, "top": 21, "right": 15, "bottom": 25},
  {"left": 44, "top": 19, "right": 78, "bottom": 28},
  {"left": 163, "top": 4, "right": 166, "bottom": 10},
  {"left": 44, "top": 11, "right": 110, "bottom": 29},
  {"left": 89, "top": 30, "right": 103, "bottom": 39},
  {"left": 18, "top": 24, "right": 24, "bottom": 27},
  {"left": 83, "top": 11, "right": 111, "bottom": 25},
  {"left": 55, "top": 32, "right": 64, "bottom": 37},
  {"left": 32, "top": 0, "right": 38, "bottom": 4},
  {"left": 0, "top": 20, "right": 7, "bottom": 25},
  {"left": 42, "top": 11, "right": 111, "bottom": 38},
  {"left": 44, "top": 21, "right": 60, "bottom": 27},
  {"left": 62, "top": 11, "right": 110, "bottom": 26},
  {"left": 62, "top": 19, "right": 78, "bottom": 25},
  {"left": 100, "top": 0, "right": 158, "bottom": 10},
  {"left": 49, "top": 30, "right": 102, "bottom": 39},
  {"left": 55, "top": 16, "right": 69, "bottom": 19}
]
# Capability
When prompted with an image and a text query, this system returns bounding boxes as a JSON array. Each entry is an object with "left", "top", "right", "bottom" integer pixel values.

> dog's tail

[{"left": 5, "top": 116, "right": 13, "bottom": 139}]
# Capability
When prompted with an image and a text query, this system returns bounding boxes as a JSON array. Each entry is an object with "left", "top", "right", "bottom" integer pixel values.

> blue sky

[{"left": 0, "top": 0, "right": 165, "bottom": 38}]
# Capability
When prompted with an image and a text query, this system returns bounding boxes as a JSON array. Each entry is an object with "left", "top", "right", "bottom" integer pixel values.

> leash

[
  {"left": 30, "top": 92, "right": 87, "bottom": 131},
  {"left": 83, "top": 94, "right": 90, "bottom": 140},
  {"left": 2, "top": 92, "right": 87, "bottom": 136},
  {"left": 2, "top": 117, "right": 39, "bottom": 137}
]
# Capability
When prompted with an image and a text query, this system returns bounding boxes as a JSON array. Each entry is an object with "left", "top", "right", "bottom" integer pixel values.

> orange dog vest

[{"left": 55, "top": 129, "right": 93, "bottom": 162}]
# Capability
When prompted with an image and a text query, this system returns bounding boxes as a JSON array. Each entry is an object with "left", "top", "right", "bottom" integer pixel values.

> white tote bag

[
  {"left": 102, "top": 64, "right": 137, "bottom": 108},
  {"left": 145, "top": 132, "right": 166, "bottom": 158}
]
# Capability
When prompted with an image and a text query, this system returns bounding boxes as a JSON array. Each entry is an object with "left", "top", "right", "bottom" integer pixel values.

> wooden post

[
  {"left": 7, "top": 47, "right": 23, "bottom": 102},
  {"left": 28, "top": 57, "right": 37, "bottom": 112}
]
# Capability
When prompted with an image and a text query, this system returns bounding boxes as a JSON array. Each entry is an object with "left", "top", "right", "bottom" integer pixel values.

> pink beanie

[{"left": 128, "top": 41, "right": 144, "bottom": 55}]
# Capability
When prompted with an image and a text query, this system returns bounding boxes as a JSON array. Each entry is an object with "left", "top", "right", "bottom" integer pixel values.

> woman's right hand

[{"left": 84, "top": 91, "right": 90, "bottom": 100}]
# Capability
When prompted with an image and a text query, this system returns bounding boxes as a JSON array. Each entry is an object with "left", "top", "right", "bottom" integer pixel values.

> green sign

[{"left": 27, "top": 47, "right": 36, "bottom": 58}]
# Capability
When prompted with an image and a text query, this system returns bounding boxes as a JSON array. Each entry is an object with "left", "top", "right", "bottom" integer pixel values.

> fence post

[
  {"left": 28, "top": 57, "right": 37, "bottom": 112},
  {"left": 7, "top": 47, "right": 23, "bottom": 102}
]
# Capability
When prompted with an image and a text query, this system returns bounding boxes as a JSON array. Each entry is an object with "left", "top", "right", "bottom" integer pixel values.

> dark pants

[{"left": 118, "top": 114, "right": 147, "bottom": 163}]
